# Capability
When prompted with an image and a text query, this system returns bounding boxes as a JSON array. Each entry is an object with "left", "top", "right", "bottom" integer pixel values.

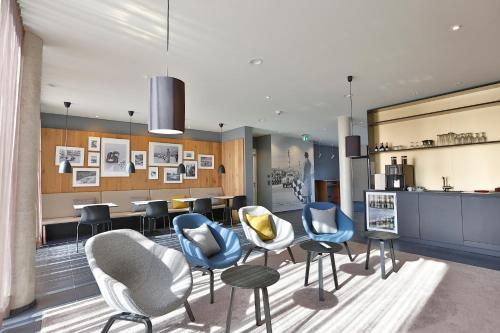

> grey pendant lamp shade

[
  {"left": 218, "top": 123, "right": 226, "bottom": 174},
  {"left": 148, "top": 0, "right": 185, "bottom": 135},
  {"left": 345, "top": 75, "right": 361, "bottom": 157},
  {"left": 59, "top": 101, "right": 72, "bottom": 174},
  {"left": 126, "top": 110, "right": 136, "bottom": 173}
]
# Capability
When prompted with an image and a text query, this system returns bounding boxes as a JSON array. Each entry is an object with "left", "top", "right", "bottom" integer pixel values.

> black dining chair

[
  {"left": 76, "top": 205, "right": 112, "bottom": 253},
  {"left": 193, "top": 198, "right": 215, "bottom": 222},
  {"left": 230, "top": 195, "right": 247, "bottom": 227},
  {"left": 143, "top": 201, "right": 172, "bottom": 237}
]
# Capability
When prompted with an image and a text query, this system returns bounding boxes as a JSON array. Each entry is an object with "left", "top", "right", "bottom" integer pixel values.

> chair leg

[
  {"left": 101, "top": 313, "right": 151, "bottom": 333},
  {"left": 168, "top": 215, "right": 173, "bottom": 238},
  {"left": 264, "top": 250, "right": 269, "bottom": 267},
  {"left": 209, "top": 269, "right": 215, "bottom": 304},
  {"left": 286, "top": 246, "right": 296, "bottom": 264},
  {"left": 184, "top": 300, "right": 196, "bottom": 322},
  {"left": 140, "top": 317, "right": 153, "bottom": 333},
  {"left": 344, "top": 242, "right": 354, "bottom": 262},
  {"left": 163, "top": 216, "right": 166, "bottom": 233},
  {"left": 304, "top": 251, "right": 311, "bottom": 286},
  {"left": 211, "top": 212, "right": 215, "bottom": 223},
  {"left": 243, "top": 247, "right": 253, "bottom": 263},
  {"left": 101, "top": 314, "right": 119, "bottom": 333},
  {"left": 365, "top": 238, "right": 372, "bottom": 270},
  {"left": 76, "top": 223, "right": 80, "bottom": 253}
]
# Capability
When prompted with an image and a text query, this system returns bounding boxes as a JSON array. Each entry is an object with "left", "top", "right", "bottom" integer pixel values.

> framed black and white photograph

[
  {"left": 72, "top": 168, "right": 100, "bottom": 187},
  {"left": 183, "top": 151, "right": 195, "bottom": 160},
  {"left": 184, "top": 161, "right": 198, "bottom": 179},
  {"left": 149, "top": 142, "right": 183, "bottom": 166},
  {"left": 131, "top": 151, "right": 147, "bottom": 169},
  {"left": 55, "top": 146, "right": 84, "bottom": 166},
  {"left": 164, "top": 167, "right": 182, "bottom": 184},
  {"left": 88, "top": 152, "right": 100, "bottom": 167},
  {"left": 198, "top": 154, "right": 214, "bottom": 169},
  {"left": 88, "top": 137, "right": 100, "bottom": 151},
  {"left": 148, "top": 167, "right": 159, "bottom": 180},
  {"left": 101, "top": 138, "right": 129, "bottom": 177}
]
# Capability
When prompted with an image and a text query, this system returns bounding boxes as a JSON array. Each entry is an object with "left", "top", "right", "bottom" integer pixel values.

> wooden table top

[
  {"left": 73, "top": 203, "right": 118, "bottom": 210},
  {"left": 221, "top": 265, "right": 280, "bottom": 289}
]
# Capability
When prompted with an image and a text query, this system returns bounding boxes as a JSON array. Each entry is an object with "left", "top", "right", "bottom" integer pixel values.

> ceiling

[{"left": 19, "top": 0, "right": 500, "bottom": 144}]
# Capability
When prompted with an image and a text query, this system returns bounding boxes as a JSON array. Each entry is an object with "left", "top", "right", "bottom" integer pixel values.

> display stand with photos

[{"left": 365, "top": 191, "right": 398, "bottom": 233}]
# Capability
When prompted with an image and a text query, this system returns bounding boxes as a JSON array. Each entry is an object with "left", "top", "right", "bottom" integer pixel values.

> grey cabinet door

[
  {"left": 419, "top": 193, "right": 463, "bottom": 245},
  {"left": 462, "top": 195, "right": 500, "bottom": 246},
  {"left": 397, "top": 192, "right": 420, "bottom": 239}
]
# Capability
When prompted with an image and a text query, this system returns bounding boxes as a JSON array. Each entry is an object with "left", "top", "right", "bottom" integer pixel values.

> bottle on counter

[
  {"left": 385, "top": 143, "right": 389, "bottom": 151},
  {"left": 374, "top": 145, "right": 379, "bottom": 152}
]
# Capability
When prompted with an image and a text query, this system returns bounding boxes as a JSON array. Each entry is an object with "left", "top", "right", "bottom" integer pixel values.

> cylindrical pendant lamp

[
  {"left": 345, "top": 75, "right": 361, "bottom": 157},
  {"left": 149, "top": 76, "right": 185, "bottom": 135}
]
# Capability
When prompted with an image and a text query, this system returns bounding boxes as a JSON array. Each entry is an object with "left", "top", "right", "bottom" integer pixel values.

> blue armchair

[
  {"left": 302, "top": 202, "right": 355, "bottom": 261},
  {"left": 173, "top": 213, "right": 242, "bottom": 304}
]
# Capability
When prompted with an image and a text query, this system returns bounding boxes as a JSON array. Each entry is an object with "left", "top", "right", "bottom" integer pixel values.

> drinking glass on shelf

[
  {"left": 481, "top": 132, "right": 487, "bottom": 142},
  {"left": 473, "top": 133, "right": 479, "bottom": 143}
]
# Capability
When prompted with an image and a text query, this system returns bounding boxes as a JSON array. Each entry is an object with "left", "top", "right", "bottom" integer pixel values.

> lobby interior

[{"left": 1, "top": 1, "right": 500, "bottom": 332}]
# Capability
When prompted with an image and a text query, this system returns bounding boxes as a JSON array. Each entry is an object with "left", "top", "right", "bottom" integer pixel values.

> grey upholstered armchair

[{"left": 85, "top": 229, "right": 195, "bottom": 332}]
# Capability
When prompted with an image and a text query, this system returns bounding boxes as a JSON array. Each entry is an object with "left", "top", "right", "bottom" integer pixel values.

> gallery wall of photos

[{"left": 42, "top": 128, "right": 223, "bottom": 193}]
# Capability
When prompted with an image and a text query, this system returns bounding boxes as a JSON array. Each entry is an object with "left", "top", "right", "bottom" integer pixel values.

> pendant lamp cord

[
  {"left": 129, "top": 116, "right": 132, "bottom": 158},
  {"left": 166, "top": 0, "right": 170, "bottom": 76},
  {"left": 349, "top": 79, "right": 353, "bottom": 133},
  {"left": 64, "top": 106, "right": 69, "bottom": 159}
]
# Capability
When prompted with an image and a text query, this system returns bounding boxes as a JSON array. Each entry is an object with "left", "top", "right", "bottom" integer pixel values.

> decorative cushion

[
  {"left": 131, "top": 197, "right": 149, "bottom": 212},
  {"left": 310, "top": 207, "right": 338, "bottom": 234},
  {"left": 172, "top": 196, "right": 189, "bottom": 209},
  {"left": 73, "top": 198, "right": 97, "bottom": 217},
  {"left": 183, "top": 224, "right": 221, "bottom": 257},
  {"left": 245, "top": 214, "right": 276, "bottom": 241}
]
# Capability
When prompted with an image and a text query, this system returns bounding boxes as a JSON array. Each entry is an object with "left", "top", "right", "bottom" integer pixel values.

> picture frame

[
  {"left": 148, "top": 166, "right": 159, "bottom": 180},
  {"left": 164, "top": 167, "right": 182, "bottom": 184},
  {"left": 198, "top": 154, "right": 214, "bottom": 169},
  {"left": 55, "top": 146, "right": 84, "bottom": 166},
  {"left": 184, "top": 160, "right": 198, "bottom": 179},
  {"left": 183, "top": 151, "right": 195, "bottom": 160},
  {"left": 101, "top": 138, "right": 130, "bottom": 177},
  {"left": 131, "top": 151, "right": 147, "bottom": 170},
  {"left": 88, "top": 152, "right": 100, "bottom": 167},
  {"left": 88, "top": 137, "right": 100, "bottom": 151},
  {"left": 149, "top": 142, "right": 183, "bottom": 166},
  {"left": 72, "top": 168, "right": 100, "bottom": 187}
]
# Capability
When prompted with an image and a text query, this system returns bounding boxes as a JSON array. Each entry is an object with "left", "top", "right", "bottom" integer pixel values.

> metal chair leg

[
  {"left": 264, "top": 250, "right": 269, "bottom": 266},
  {"left": 344, "top": 241, "right": 354, "bottom": 262},
  {"left": 101, "top": 314, "right": 119, "bottom": 333},
  {"left": 141, "top": 317, "right": 152, "bottom": 333},
  {"left": 243, "top": 247, "right": 253, "bottom": 263},
  {"left": 329, "top": 253, "right": 339, "bottom": 290},
  {"left": 304, "top": 251, "right": 311, "bottom": 286},
  {"left": 168, "top": 215, "right": 173, "bottom": 238},
  {"left": 286, "top": 247, "right": 296, "bottom": 264},
  {"left": 389, "top": 239, "right": 398, "bottom": 272},
  {"left": 209, "top": 269, "right": 215, "bottom": 304},
  {"left": 184, "top": 300, "right": 195, "bottom": 322}
]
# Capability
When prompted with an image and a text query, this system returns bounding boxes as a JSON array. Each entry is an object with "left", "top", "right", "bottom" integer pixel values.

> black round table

[
  {"left": 221, "top": 265, "right": 280, "bottom": 333},
  {"left": 299, "top": 240, "right": 343, "bottom": 301},
  {"left": 364, "top": 231, "right": 400, "bottom": 279}
]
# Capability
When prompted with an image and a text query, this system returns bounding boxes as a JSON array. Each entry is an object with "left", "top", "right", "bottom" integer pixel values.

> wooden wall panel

[
  {"left": 221, "top": 138, "right": 245, "bottom": 196},
  {"left": 42, "top": 128, "right": 222, "bottom": 193}
]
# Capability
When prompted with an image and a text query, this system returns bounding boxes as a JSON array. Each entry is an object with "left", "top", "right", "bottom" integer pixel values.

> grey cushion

[
  {"left": 131, "top": 197, "right": 149, "bottom": 212},
  {"left": 73, "top": 198, "right": 97, "bottom": 216},
  {"left": 183, "top": 224, "right": 221, "bottom": 257},
  {"left": 310, "top": 207, "right": 338, "bottom": 234}
]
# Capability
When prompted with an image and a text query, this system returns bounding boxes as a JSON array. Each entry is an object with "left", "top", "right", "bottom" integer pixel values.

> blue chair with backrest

[
  {"left": 173, "top": 213, "right": 242, "bottom": 304},
  {"left": 302, "top": 202, "right": 355, "bottom": 261}
]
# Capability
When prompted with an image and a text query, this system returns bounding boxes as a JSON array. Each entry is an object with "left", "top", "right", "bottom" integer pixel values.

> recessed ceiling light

[
  {"left": 265, "top": 95, "right": 271, "bottom": 100},
  {"left": 249, "top": 58, "right": 263, "bottom": 65},
  {"left": 451, "top": 24, "right": 462, "bottom": 31},
  {"left": 95, "top": 115, "right": 99, "bottom": 118},
  {"left": 275, "top": 110, "right": 283, "bottom": 115},
  {"left": 344, "top": 93, "right": 352, "bottom": 98}
]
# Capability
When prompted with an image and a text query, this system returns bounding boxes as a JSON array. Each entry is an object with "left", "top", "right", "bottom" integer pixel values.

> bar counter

[{"left": 365, "top": 190, "right": 500, "bottom": 257}]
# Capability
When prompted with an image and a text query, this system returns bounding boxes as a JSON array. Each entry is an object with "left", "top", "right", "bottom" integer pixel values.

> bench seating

[{"left": 41, "top": 187, "right": 234, "bottom": 244}]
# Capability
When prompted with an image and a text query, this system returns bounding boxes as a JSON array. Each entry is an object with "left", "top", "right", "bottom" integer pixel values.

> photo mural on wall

[
  {"left": 101, "top": 138, "right": 130, "bottom": 177},
  {"left": 271, "top": 135, "right": 315, "bottom": 212}
]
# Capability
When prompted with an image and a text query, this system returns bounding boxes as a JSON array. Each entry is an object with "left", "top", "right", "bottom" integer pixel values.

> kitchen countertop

[{"left": 366, "top": 189, "right": 500, "bottom": 196}]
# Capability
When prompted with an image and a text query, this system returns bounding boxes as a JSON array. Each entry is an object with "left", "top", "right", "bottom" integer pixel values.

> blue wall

[{"left": 313, "top": 143, "right": 339, "bottom": 180}]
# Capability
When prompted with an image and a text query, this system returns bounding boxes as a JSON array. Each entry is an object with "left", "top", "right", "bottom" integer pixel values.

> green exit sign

[{"left": 302, "top": 134, "right": 311, "bottom": 142}]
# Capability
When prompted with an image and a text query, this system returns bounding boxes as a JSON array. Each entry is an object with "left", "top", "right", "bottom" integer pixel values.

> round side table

[
  {"left": 221, "top": 265, "right": 280, "bottom": 333},
  {"left": 364, "top": 231, "right": 400, "bottom": 279},
  {"left": 299, "top": 240, "right": 343, "bottom": 301}
]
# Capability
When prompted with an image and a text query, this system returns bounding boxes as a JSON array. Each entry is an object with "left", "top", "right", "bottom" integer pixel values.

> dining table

[
  {"left": 213, "top": 195, "right": 235, "bottom": 224},
  {"left": 73, "top": 202, "right": 118, "bottom": 210},
  {"left": 172, "top": 197, "right": 198, "bottom": 213}
]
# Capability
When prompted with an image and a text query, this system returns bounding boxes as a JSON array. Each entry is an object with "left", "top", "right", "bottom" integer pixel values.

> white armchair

[
  {"left": 85, "top": 229, "right": 195, "bottom": 333},
  {"left": 238, "top": 206, "right": 296, "bottom": 266}
]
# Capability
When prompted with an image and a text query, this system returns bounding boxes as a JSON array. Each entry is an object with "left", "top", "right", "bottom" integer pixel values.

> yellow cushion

[
  {"left": 246, "top": 214, "right": 275, "bottom": 241},
  {"left": 172, "top": 196, "right": 188, "bottom": 209}
]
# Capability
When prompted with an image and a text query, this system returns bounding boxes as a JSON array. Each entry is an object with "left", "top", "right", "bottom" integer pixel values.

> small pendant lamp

[
  {"left": 149, "top": 0, "right": 185, "bottom": 135},
  {"left": 218, "top": 123, "right": 226, "bottom": 174},
  {"left": 345, "top": 75, "right": 361, "bottom": 157},
  {"left": 58, "top": 101, "right": 73, "bottom": 173},
  {"left": 126, "top": 111, "right": 136, "bottom": 173}
]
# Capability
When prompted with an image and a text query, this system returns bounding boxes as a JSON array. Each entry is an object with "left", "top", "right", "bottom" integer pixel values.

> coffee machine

[{"left": 385, "top": 157, "right": 415, "bottom": 191}]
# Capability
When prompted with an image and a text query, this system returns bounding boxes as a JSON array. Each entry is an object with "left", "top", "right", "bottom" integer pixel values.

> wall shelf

[{"left": 370, "top": 140, "right": 500, "bottom": 154}]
